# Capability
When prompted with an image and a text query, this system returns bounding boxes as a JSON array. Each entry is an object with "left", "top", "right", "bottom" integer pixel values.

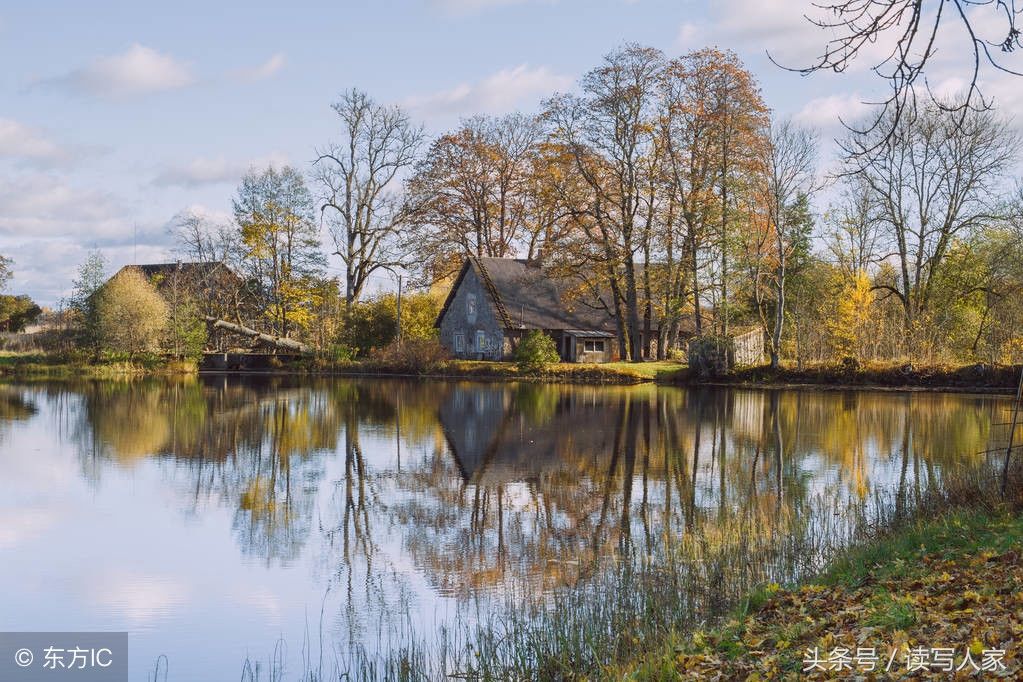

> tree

[
  {"left": 408, "top": 113, "right": 543, "bottom": 280},
  {"left": 69, "top": 250, "right": 107, "bottom": 351},
  {"left": 0, "top": 255, "right": 12, "bottom": 292},
  {"left": 0, "top": 295, "right": 42, "bottom": 332},
  {"left": 843, "top": 103, "right": 1018, "bottom": 348},
  {"left": 830, "top": 269, "right": 876, "bottom": 360},
  {"left": 315, "top": 90, "right": 424, "bottom": 309},
  {"left": 762, "top": 121, "right": 819, "bottom": 368},
  {"left": 95, "top": 267, "right": 169, "bottom": 356},
  {"left": 825, "top": 175, "right": 883, "bottom": 279},
  {"left": 233, "top": 165, "right": 326, "bottom": 338},
  {"left": 546, "top": 44, "right": 665, "bottom": 362},
  {"left": 792, "top": 0, "right": 1023, "bottom": 132},
  {"left": 658, "top": 49, "right": 769, "bottom": 340}
]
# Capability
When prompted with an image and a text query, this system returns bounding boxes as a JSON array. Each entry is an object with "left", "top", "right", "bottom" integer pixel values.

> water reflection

[{"left": 0, "top": 377, "right": 1004, "bottom": 678}]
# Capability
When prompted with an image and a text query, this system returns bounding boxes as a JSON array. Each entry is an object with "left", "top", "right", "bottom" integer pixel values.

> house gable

[{"left": 436, "top": 260, "right": 508, "bottom": 360}]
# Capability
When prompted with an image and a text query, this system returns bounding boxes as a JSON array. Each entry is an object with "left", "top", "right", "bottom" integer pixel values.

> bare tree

[
  {"left": 315, "top": 89, "right": 424, "bottom": 308},
  {"left": 763, "top": 121, "right": 820, "bottom": 368},
  {"left": 843, "top": 103, "right": 1018, "bottom": 339},
  {"left": 790, "top": 0, "right": 1023, "bottom": 132},
  {"left": 825, "top": 175, "right": 883, "bottom": 278}
]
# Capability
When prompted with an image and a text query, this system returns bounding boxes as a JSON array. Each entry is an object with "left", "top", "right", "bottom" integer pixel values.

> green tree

[
  {"left": 0, "top": 295, "right": 42, "bottom": 332},
  {"left": 69, "top": 250, "right": 107, "bottom": 352},
  {"left": 0, "top": 255, "right": 12, "bottom": 291},
  {"left": 95, "top": 267, "right": 169, "bottom": 356}
]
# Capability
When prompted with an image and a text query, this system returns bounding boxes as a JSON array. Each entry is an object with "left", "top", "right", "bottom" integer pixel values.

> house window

[
  {"left": 466, "top": 294, "right": 477, "bottom": 323},
  {"left": 583, "top": 339, "right": 605, "bottom": 353},
  {"left": 454, "top": 333, "right": 465, "bottom": 353},
  {"left": 476, "top": 330, "right": 487, "bottom": 352}
]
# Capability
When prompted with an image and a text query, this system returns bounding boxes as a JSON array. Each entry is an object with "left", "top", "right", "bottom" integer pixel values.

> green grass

[
  {"left": 0, "top": 350, "right": 196, "bottom": 379},
  {"left": 312, "top": 357, "right": 686, "bottom": 384}
]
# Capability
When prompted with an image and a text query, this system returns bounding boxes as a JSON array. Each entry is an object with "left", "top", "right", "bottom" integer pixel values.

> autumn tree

[
  {"left": 315, "top": 89, "right": 424, "bottom": 309},
  {"left": 95, "top": 267, "right": 169, "bottom": 356},
  {"left": 710, "top": 51, "right": 770, "bottom": 336},
  {"left": 545, "top": 44, "right": 665, "bottom": 361},
  {"left": 830, "top": 269, "right": 876, "bottom": 360},
  {"left": 657, "top": 48, "right": 769, "bottom": 343},
  {"left": 407, "top": 113, "right": 543, "bottom": 280},
  {"left": 233, "top": 165, "right": 326, "bottom": 338},
  {"left": 842, "top": 103, "right": 1018, "bottom": 350}
]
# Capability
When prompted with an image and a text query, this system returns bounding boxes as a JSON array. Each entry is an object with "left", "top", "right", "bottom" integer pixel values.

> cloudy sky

[{"left": 2, "top": 0, "right": 1021, "bottom": 306}]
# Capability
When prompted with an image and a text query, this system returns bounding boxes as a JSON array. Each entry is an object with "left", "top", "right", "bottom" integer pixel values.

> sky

[{"left": 2, "top": 0, "right": 1022, "bottom": 306}]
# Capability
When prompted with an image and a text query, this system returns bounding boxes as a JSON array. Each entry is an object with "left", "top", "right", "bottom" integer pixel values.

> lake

[{"left": 0, "top": 377, "right": 1009, "bottom": 679}]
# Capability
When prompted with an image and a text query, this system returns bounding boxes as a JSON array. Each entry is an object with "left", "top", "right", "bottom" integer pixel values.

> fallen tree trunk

[{"left": 205, "top": 317, "right": 313, "bottom": 354}]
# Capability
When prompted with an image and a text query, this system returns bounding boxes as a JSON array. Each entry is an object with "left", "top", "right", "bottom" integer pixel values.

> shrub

[
  {"left": 514, "top": 331, "right": 560, "bottom": 373},
  {"left": 370, "top": 338, "right": 449, "bottom": 373}
]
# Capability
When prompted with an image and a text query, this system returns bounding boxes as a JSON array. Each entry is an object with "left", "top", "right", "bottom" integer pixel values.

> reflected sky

[{"left": 0, "top": 378, "right": 1008, "bottom": 679}]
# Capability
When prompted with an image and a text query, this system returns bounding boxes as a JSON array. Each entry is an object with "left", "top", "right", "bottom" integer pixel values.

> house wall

[
  {"left": 438, "top": 266, "right": 507, "bottom": 360},
  {"left": 569, "top": 336, "right": 614, "bottom": 364}
]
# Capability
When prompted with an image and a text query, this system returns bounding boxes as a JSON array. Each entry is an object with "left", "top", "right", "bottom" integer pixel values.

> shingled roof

[
  {"left": 129, "top": 262, "right": 231, "bottom": 280},
  {"left": 437, "top": 257, "right": 619, "bottom": 332}
]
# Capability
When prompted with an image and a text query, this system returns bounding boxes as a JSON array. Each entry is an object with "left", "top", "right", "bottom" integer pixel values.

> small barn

[{"left": 435, "top": 257, "right": 657, "bottom": 363}]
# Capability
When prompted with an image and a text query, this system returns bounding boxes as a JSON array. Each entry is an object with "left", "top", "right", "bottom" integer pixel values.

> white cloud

[
  {"left": 152, "top": 152, "right": 290, "bottom": 188},
  {"left": 674, "top": 22, "right": 701, "bottom": 48},
  {"left": 0, "top": 174, "right": 126, "bottom": 239},
  {"left": 237, "top": 52, "right": 286, "bottom": 82},
  {"left": 403, "top": 64, "right": 571, "bottom": 120},
  {"left": 44, "top": 44, "right": 193, "bottom": 97},
  {"left": 793, "top": 92, "right": 873, "bottom": 131},
  {"left": 0, "top": 118, "right": 69, "bottom": 165}
]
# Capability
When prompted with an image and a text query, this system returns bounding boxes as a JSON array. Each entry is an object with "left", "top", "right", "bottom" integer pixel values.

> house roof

[
  {"left": 125, "top": 262, "right": 233, "bottom": 280},
  {"left": 437, "top": 257, "right": 620, "bottom": 332}
]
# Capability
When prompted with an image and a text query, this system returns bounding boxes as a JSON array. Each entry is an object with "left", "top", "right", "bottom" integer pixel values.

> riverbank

[
  {"left": 0, "top": 351, "right": 197, "bottom": 378},
  {"left": 672, "top": 360, "right": 1022, "bottom": 394},
  {"left": 618, "top": 493, "right": 1023, "bottom": 679},
  {"left": 299, "top": 358, "right": 685, "bottom": 384},
  {"left": 5, "top": 350, "right": 1020, "bottom": 393}
]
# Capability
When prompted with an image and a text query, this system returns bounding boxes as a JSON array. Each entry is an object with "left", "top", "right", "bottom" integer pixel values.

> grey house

[{"left": 435, "top": 257, "right": 625, "bottom": 363}]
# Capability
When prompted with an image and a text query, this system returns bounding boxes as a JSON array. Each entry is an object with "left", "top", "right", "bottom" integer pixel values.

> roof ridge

[{"left": 472, "top": 257, "right": 513, "bottom": 328}]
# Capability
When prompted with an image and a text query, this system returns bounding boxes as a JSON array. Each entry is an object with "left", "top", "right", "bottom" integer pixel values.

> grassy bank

[
  {"left": 675, "top": 360, "right": 1022, "bottom": 393},
  {"left": 619, "top": 485, "right": 1023, "bottom": 679},
  {"left": 0, "top": 351, "right": 197, "bottom": 378},
  {"left": 240, "top": 357, "right": 686, "bottom": 385}
]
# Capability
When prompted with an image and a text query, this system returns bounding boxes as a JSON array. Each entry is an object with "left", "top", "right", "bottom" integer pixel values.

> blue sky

[{"left": 2, "top": 0, "right": 1020, "bottom": 305}]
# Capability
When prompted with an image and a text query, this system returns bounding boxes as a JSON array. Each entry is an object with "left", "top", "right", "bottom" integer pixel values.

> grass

[
  {"left": 0, "top": 350, "right": 197, "bottom": 378},
  {"left": 680, "top": 359, "right": 1023, "bottom": 392},
  {"left": 291, "top": 357, "right": 686, "bottom": 385},
  {"left": 616, "top": 475, "right": 1023, "bottom": 681}
]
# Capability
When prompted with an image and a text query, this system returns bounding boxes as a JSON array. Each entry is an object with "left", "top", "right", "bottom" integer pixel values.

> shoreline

[
  {"left": 617, "top": 506, "right": 1023, "bottom": 680},
  {"left": 2, "top": 352, "right": 1019, "bottom": 393}
]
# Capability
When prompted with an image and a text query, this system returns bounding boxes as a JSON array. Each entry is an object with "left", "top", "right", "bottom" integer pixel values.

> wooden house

[{"left": 435, "top": 257, "right": 666, "bottom": 363}]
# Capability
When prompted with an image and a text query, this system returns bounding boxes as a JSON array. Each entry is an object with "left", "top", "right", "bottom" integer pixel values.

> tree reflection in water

[{"left": 21, "top": 376, "right": 1003, "bottom": 672}]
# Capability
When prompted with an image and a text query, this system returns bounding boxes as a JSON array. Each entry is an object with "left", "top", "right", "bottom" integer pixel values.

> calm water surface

[{"left": 0, "top": 377, "right": 1008, "bottom": 679}]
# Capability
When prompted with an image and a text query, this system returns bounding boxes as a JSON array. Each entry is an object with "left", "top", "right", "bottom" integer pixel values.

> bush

[
  {"left": 514, "top": 331, "right": 560, "bottom": 373},
  {"left": 370, "top": 338, "right": 449, "bottom": 373}
]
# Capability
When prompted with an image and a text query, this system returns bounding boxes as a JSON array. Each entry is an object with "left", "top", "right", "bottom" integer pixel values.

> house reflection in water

[{"left": 438, "top": 383, "right": 621, "bottom": 486}]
